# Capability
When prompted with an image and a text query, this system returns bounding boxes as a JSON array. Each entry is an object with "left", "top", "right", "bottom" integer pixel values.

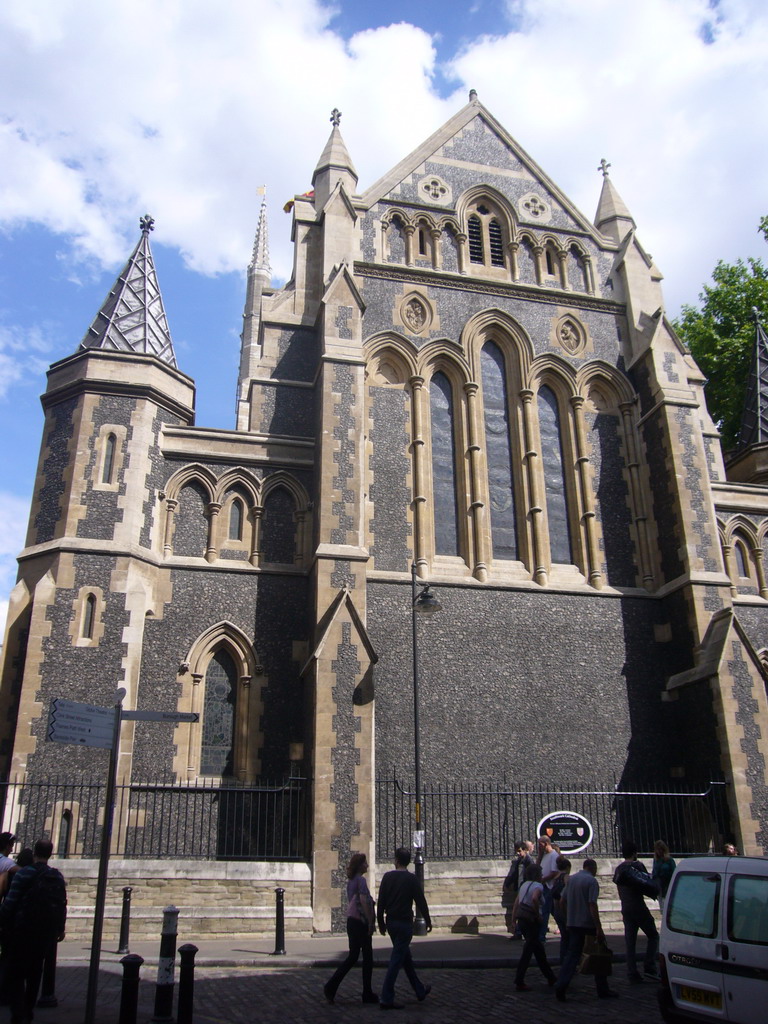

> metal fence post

[
  {"left": 272, "top": 887, "right": 286, "bottom": 955},
  {"left": 177, "top": 943, "right": 198, "bottom": 1024},
  {"left": 151, "top": 905, "right": 179, "bottom": 1023},
  {"left": 118, "top": 954, "right": 144, "bottom": 1024},
  {"left": 117, "top": 886, "right": 133, "bottom": 954}
]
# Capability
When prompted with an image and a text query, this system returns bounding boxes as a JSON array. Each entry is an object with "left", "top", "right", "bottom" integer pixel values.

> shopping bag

[{"left": 579, "top": 935, "right": 613, "bottom": 976}]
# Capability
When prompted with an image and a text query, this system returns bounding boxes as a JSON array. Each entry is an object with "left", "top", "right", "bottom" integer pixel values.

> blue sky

[{"left": 1, "top": 0, "right": 767, "bottom": 628}]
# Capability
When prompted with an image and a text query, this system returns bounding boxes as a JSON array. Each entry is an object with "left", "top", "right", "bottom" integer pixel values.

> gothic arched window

[
  {"left": 201, "top": 649, "right": 238, "bottom": 777},
  {"left": 430, "top": 372, "right": 460, "bottom": 556},
  {"left": 466, "top": 203, "right": 507, "bottom": 271},
  {"left": 538, "top": 386, "right": 573, "bottom": 564},
  {"left": 481, "top": 343, "right": 518, "bottom": 560}
]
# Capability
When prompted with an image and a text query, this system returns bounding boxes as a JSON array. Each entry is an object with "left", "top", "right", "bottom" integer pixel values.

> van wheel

[{"left": 658, "top": 988, "right": 687, "bottom": 1024}]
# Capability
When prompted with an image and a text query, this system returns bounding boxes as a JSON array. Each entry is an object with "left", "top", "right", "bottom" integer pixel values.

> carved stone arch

[
  {"left": 577, "top": 361, "right": 635, "bottom": 409},
  {"left": 463, "top": 308, "right": 534, "bottom": 385},
  {"left": 175, "top": 620, "right": 262, "bottom": 781},
  {"left": 261, "top": 471, "right": 310, "bottom": 567},
  {"left": 529, "top": 355, "right": 579, "bottom": 398},
  {"left": 417, "top": 340, "right": 472, "bottom": 384},
  {"left": 381, "top": 207, "right": 413, "bottom": 229},
  {"left": 456, "top": 184, "right": 517, "bottom": 236},
  {"left": 214, "top": 468, "right": 260, "bottom": 507},
  {"left": 725, "top": 515, "right": 759, "bottom": 549},
  {"left": 164, "top": 464, "right": 217, "bottom": 504},
  {"left": 438, "top": 216, "right": 461, "bottom": 234},
  {"left": 364, "top": 333, "right": 418, "bottom": 385}
]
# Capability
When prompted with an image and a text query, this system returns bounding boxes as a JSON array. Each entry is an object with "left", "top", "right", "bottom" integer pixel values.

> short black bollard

[
  {"left": 151, "top": 905, "right": 179, "bottom": 1023},
  {"left": 117, "top": 886, "right": 133, "bottom": 954},
  {"left": 271, "top": 886, "right": 286, "bottom": 955},
  {"left": 177, "top": 943, "right": 198, "bottom": 1024},
  {"left": 36, "top": 941, "right": 58, "bottom": 1008},
  {"left": 118, "top": 954, "right": 144, "bottom": 1024}
]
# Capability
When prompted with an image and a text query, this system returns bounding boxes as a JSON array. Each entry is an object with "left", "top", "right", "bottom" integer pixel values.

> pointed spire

[
  {"left": 312, "top": 108, "right": 358, "bottom": 208},
  {"left": 737, "top": 308, "right": 768, "bottom": 449},
  {"left": 79, "top": 216, "right": 177, "bottom": 367},
  {"left": 594, "top": 159, "right": 636, "bottom": 243},
  {"left": 249, "top": 186, "right": 271, "bottom": 275}
]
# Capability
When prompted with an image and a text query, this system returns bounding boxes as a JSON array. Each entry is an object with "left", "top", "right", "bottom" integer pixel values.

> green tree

[{"left": 674, "top": 249, "right": 768, "bottom": 450}]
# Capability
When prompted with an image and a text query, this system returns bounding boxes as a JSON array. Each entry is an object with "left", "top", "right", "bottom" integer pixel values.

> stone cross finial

[
  {"left": 597, "top": 158, "right": 611, "bottom": 178},
  {"left": 330, "top": 108, "right": 342, "bottom": 127},
  {"left": 140, "top": 214, "right": 155, "bottom": 234}
]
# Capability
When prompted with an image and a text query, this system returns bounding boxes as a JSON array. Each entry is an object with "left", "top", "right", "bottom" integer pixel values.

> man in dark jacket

[
  {"left": 0, "top": 838, "right": 67, "bottom": 1024},
  {"left": 613, "top": 839, "right": 659, "bottom": 982},
  {"left": 377, "top": 847, "right": 432, "bottom": 1009}
]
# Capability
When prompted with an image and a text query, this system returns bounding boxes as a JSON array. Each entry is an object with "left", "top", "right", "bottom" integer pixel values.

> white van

[{"left": 658, "top": 855, "right": 768, "bottom": 1024}]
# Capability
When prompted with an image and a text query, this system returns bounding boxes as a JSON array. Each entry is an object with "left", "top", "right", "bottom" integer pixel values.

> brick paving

[{"left": 30, "top": 960, "right": 664, "bottom": 1024}]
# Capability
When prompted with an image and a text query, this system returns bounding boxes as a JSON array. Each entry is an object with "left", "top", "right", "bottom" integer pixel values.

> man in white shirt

[
  {"left": 554, "top": 858, "right": 618, "bottom": 1002},
  {"left": 0, "top": 833, "right": 17, "bottom": 898},
  {"left": 537, "top": 834, "right": 560, "bottom": 942}
]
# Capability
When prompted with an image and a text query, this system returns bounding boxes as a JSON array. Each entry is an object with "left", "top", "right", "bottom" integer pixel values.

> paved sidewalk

[{"left": 24, "top": 932, "right": 665, "bottom": 1024}]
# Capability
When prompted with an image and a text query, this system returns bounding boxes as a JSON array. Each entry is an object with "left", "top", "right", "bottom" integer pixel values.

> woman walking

[
  {"left": 652, "top": 840, "right": 676, "bottom": 910},
  {"left": 512, "top": 863, "right": 557, "bottom": 991},
  {"left": 324, "top": 853, "right": 379, "bottom": 1004}
]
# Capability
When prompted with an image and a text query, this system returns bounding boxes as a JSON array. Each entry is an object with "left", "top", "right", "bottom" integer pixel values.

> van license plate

[{"left": 680, "top": 985, "right": 722, "bottom": 1009}]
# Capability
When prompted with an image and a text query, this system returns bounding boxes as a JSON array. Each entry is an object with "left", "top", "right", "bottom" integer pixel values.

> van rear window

[
  {"left": 667, "top": 872, "right": 720, "bottom": 938},
  {"left": 728, "top": 875, "right": 768, "bottom": 945}
]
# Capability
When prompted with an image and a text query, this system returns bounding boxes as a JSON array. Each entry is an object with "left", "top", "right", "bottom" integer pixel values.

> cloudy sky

[{"left": 1, "top": 0, "right": 767, "bottom": 629}]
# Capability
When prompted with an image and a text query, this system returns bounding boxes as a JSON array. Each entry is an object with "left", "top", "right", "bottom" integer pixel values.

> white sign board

[{"left": 47, "top": 698, "right": 115, "bottom": 750}]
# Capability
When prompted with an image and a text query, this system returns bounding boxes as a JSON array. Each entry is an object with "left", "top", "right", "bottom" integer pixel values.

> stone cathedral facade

[{"left": 1, "top": 95, "right": 767, "bottom": 933}]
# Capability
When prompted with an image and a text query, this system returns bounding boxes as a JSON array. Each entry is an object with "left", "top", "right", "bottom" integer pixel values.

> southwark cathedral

[{"left": 1, "top": 94, "right": 767, "bottom": 935}]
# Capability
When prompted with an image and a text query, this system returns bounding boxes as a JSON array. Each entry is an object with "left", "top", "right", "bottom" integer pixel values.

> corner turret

[
  {"left": 594, "top": 159, "right": 636, "bottom": 243},
  {"left": 311, "top": 108, "right": 358, "bottom": 210},
  {"left": 79, "top": 215, "right": 177, "bottom": 367},
  {"left": 237, "top": 188, "right": 272, "bottom": 429}
]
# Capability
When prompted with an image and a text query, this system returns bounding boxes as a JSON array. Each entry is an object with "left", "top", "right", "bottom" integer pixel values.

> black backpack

[{"left": 16, "top": 865, "right": 67, "bottom": 938}]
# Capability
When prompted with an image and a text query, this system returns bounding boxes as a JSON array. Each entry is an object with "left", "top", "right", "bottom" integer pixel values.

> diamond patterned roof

[{"left": 79, "top": 215, "right": 177, "bottom": 367}]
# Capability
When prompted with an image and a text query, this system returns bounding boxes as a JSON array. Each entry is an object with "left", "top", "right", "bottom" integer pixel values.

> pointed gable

[
  {"left": 79, "top": 215, "right": 177, "bottom": 368},
  {"left": 359, "top": 96, "right": 597, "bottom": 238}
]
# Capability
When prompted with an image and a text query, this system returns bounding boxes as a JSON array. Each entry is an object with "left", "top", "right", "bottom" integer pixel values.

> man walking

[
  {"left": 554, "top": 858, "right": 617, "bottom": 1002},
  {"left": 613, "top": 839, "right": 660, "bottom": 981},
  {"left": 0, "top": 838, "right": 67, "bottom": 1024},
  {"left": 377, "top": 847, "right": 432, "bottom": 1010},
  {"left": 537, "top": 833, "right": 560, "bottom": 942}
]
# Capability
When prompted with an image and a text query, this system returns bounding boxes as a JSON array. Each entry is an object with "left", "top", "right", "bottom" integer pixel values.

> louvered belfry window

[
  {"left": 488, "top": 220, "right": 505, "bottom": 266},
  {"left": 468, "top": 215, "right": 484, "bottom": 263}
]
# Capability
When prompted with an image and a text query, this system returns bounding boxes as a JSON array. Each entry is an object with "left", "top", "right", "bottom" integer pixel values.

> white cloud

[
  {"left": 0, "top": 0, "right": 766, "bottom": 313},
  {"left": 0, "top": 321, "right": 55, "bottom": 397}
]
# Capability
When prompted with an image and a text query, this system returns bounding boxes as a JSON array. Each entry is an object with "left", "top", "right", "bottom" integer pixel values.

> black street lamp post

[{"left": 411, "top": 562, "right": 442, "bottom": 936}]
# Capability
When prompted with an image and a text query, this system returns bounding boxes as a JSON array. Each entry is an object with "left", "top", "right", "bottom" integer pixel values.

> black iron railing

[
  {"left": 0, "top": 776, "right": 310, "bottom": 861},
  {"left": 376, "top": 777, "right": 731, "bottom": 860}
]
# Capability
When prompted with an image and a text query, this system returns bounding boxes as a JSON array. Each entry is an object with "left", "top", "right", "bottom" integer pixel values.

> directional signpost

[
  {"left": 47, "top": 698, "right": 116, "bottom": 749},
  {"left": 46, "top": 695, "right": 198, "bottom": 1024}
]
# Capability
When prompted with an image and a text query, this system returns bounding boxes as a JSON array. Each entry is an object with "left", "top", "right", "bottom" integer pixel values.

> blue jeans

[
  {"left": 380, "top": 919, "right": 427, "bottom": 1005},
  {"left": 623, "top": 903, "right": 659, "bottom": 976},
  {"left": 555, "top": 927, "right": 611, "bottom": 997},
  {"left": 539, "top": 885, "right": 555, "bottom": 942}
]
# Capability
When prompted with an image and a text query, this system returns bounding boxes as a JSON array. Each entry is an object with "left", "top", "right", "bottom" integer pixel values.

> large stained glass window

[
  {"left": 201, "top": 649, "right": 238, "bottom": 776},
  {"left": 538, "top": 386, "right": 573, "bottom": 564},
  {"left": 430, "top": 372, "right": 460, "bottom": 556},
  {"left": 481, "top": 343, "right": 517, "bottom": 560}
]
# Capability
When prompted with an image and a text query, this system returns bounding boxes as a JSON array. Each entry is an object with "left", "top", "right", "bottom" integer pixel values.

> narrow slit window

[
  {"left": 418, "top": 227, "right": 427, "bottom": 256},
  {"left": 229, "top": 499, "right": 243, "bottom": 541},
  {"left": 546, "top": 249, "right": 555, "bottom": 275},
  {"left": 57, "top": 810, "right": 72, "bottom": 859},
  {"left": 102, "top": 433, "right": 117, "bottom": 484},
  {"left": 82, "top": 594, "right": 96, "bottom": 640},
  {"left": 734, "top": 540, "right": 749, "bottom": 577}
]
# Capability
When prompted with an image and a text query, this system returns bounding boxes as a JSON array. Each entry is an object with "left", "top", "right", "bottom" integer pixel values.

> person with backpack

[
  {"left": 0, "top": 838, "right": 67, "bottom": 1024},
  {"left": 613, "top": 838, "right": 660, "bottom": 983}
]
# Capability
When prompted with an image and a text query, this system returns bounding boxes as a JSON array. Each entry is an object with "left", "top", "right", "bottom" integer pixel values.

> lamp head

[{"left": 414, "top": 586, "right": 442, "bottom": 615}]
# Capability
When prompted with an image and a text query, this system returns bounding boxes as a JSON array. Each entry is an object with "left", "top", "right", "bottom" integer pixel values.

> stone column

[
  {"left": 570, "top": 395, "right": 602, "bottom": 589},
  {"left": 464, "top": 381, "right": 488, "bottom": 582},
  {"left": 205, "top": 503, "right": 221, "bottom": 563},
  {"left": 521, "top": 389, "right": 547, "bottom": 585},
  {"left": 409, "top": 375, "right": 428, "bottom": 577}
]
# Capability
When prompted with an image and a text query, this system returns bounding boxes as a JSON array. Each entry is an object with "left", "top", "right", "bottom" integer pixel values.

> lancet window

[
  {"left": 200, "top": 648, "right": 238, "bottom": 777},
  {"left": 538, "top": 385, "right": 573, "bottom": 565},
  {"left": 480, "top": 343, "right": 518, "bottom": 560},
  {"left": 429, "top": 372, "right": 460, "bottom": 556}
]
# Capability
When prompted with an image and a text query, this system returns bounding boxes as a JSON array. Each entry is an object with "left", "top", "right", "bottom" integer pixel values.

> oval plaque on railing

[{"left": 536, "top": 810, "right": 593, "bottom": 854}]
